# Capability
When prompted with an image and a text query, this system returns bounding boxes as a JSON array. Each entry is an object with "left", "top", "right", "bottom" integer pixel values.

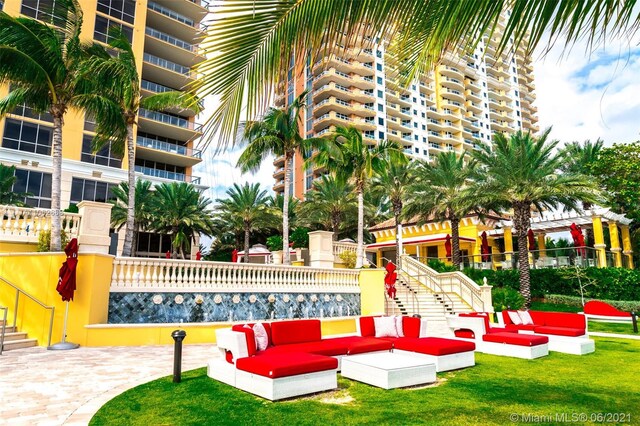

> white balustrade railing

[
  {"left": 111, "top": 257, "right": 361, "bottom": 293},
  {"left": 333, "top": 241, "right": 357, "bottom": 257},
  {"left": 0, "top": 205, "right": 81, "bottom": 243}
]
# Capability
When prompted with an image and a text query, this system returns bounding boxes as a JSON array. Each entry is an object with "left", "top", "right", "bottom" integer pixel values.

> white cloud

[{"left": 533, "top": 35, "right": 640, "bottom": 146}]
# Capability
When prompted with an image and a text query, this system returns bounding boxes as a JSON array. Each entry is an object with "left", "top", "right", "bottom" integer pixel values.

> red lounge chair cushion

[
  {"left": 455, "top": 329, "right": 475, "bottom": 339},
  {"left": 531, "top": 311, "right": 586, "bottom": 329},
  {"left": 488, "top": 327, "right": 508, "bottom": 333},
  {"left": 402, "top": 316, "right": 421, "bottom": 338},
  {"left": 344, "top": 337, "right": 394, "bottom": 355},
  {"left": 505, "top": 324, "right": 537, "bottom": 332},
  {"left": 260, "top": 339, "right": 350, "bottom": 356},
  {"left": 231, "top": 325, "right": 257, "bottom": 357},
  {"left": 236, "top": 352, "right": 337, "bottom": 379},
  {"left": 533, "top": 326, "right": 585, "bottom": 337},
  {"left": 394, "top": 337, "right": 476, "bottom": 356},
  {"left": 271, "top": 319, "right": 322, "bottom": 346},
  {"left": 482, "top": 332, "right": 548, "bottom": 347},
  {"left": 584, "top": 301, "right": 631, "bottom": 317},
  {"left": 359, "top": 316, "right": 378, "bottom": 337}
]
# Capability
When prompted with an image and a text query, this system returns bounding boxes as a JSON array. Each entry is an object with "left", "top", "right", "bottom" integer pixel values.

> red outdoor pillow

[{"left": 584, "top": 301, "right": 631, "bottom": 317}]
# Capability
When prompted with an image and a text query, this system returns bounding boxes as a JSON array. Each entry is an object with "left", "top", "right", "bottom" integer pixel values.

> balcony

[
  {"left": 440, "top": 65, "right": 463, "bottom": 78},
  {"left": 442, "top": 88, "right": 465, "bottom": 103},
  {"left": 140, "top": 80, "right": 202, "bottom": 117},
  {"left": 151, "top": 0, "right": 210, "bottom": 22},
  {"left": 135, "top": 135, "right": 202, "bottom": 167},
  {"left": 144, "top": 27, "right": 204, "bottom": 66},
  {"left": 142, "top": 53, "right": 195, "bottom": 89},
  {"left": 440, "top": 77, "right": 464, "bottom": 91},
  {"left": 146, "top": 1, "right": 206, "bottom": 43},
  {"left": 314, "top": 96, "right": 353, "bottom": 116},
  {"left": 135, "top": 165, "right": 201, "bottom": 185},
  {"left": 138, "top": 108, "right": 202, "bottom": 140}
]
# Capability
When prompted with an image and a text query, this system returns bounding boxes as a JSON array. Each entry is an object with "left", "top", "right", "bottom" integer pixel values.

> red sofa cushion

[
  {"left": 454, "top": 329, "right": 475, "bottom": 339},
  {"left": 260, "top": 339, "right": 350, "bottom": 357},
  {"left": 344, "top": 337, "right": 393, "bottom": 355},
  {"left": 584, "top": 301, "right": 631, "bottom": 317},
  {"left": 271, "top": 319, "right": 322, "bottom": 346},
  {"left": 231, "top": 324, "right": 257, "bottom": 357},
  {"left": 359, "top": 316, "right": 378, "bottom": 337},
  {"left": 533, "top": 326, "right": 585, "bottom": 337},
  {"left": 483, "top": 332, "right": 548, "bottom": 347},
  {"left": 536, "top": 312, "right": 586, "bottom": 329},
  {"left": 236, "top": 352, "right": 337, "bottom": 379},
  {"left": 505, "top": 324, "right": 537, "bottom": 332},
  {"left": 394, "top": 337, "right": 475, "bottom": 356},
  {"left": 402, "top": 316, "right": 421, "bottom": 338}
]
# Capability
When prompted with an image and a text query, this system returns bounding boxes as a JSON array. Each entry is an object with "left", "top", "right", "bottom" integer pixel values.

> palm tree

[
  {"left": 0, "top": 0, "right": 122, "bottom": 250},
  {"left": 151, "top": 182, "right": 214, "bottom": 259},
  {"left": 371, "top": 157, "right": 415, "bottom": 266},
  {"left": 470, "top": 130, "right": 600, "bottom": 307},
  {"left": 0, "top": 164, "right": 30, "bottom": 206},
  {"left": 267, "top": 194, "right": 299, "bottom": 234},
  {"left": 311, "top": 126, "right": 406, "bottom": 267},
  {"left": 81, "top": 32, "right": 201, "bottom": 257},
  {"left": 237, "top": 91, "right": 323, "bottom": 264},
  {"left": 110, "top": 180, "right": 154, "bottom": 257},
  {"left": 297, "top": 175, "right": 358, "bottom": 240},
  {"left": 215, "top": 183, "right": 274, "bottom": 263},
  {"left": 195, "top": 1, "right": 637, "bottom": 148},
  {"left": 405, "top": 152, "right": 476, "bottom": 269}
]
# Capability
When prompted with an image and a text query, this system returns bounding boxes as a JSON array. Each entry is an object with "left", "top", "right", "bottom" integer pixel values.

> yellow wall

[
  {"left": 359, "top": 268, "right": 385, "bottom": 315},
  {"left": 0, "top": 242, "right": 38, "bottom": 253}
]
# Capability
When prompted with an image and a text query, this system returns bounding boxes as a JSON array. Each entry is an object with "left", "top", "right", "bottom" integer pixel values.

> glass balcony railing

[
  {"left": 143, "top": 53, "right": 192, "bottom": 76},
  {"left": 148, "top": 1, "right": 195, "bottom": 27},
  {"left": 136, "top": 136, "right": 202, "bottom": 158},
  {"left": 141, "top": 79, "right": 173, "bottom": 93},
  {"left": 145, "top": 27, "right": 196, "bottom": 53},
  {"left": 139, "top": 108, "right": 201, "bottom": 131},
  {"left": 135, "top": 165, "right": 201, "bottom": 184}
]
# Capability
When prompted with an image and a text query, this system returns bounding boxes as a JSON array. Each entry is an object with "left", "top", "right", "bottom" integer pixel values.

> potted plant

[{"left": 290, "top": 228, "right": 309, "bottom": 266}]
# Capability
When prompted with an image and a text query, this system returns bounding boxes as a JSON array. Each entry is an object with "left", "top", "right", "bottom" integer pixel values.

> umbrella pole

[{"left": 48, "top": 301, "right": 79, "bottom": 351}]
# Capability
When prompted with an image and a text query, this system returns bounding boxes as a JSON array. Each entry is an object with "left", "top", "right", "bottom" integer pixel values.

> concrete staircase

[{"left": 1, "top": 320, "right": 37, "bottom": 352}]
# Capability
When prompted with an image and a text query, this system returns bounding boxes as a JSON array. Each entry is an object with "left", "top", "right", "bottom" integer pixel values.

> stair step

[
  {"left": 2, "top": 338, "right": 37, "bottom": 351},
  {"left": 0, "top": 331, "right": 27, "bottom": 342},
  {"left": 0, "top": 326, "right": 16, "bottom": 333}
]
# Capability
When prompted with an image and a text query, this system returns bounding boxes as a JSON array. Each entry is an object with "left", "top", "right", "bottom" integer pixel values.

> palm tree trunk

[
  {"left": 244, "top": 223, "right": 250, "bottom": 263},
  {"left": 282, "top": 153, "right": 292, "bottom": 264},
  {"left": 514, "top": 203, "right": 532, "bottom": 308},
  {"left": 50, "top": 114, "right": 63, "bottom": 251},
  {"left": 451, "top": 216, "right": 461, "bottom": 269},
  {"left": 122, "top": 124, "right": 136, "bottom": 256},
  {"left": 331, "top": 215, "right": 339, "bottom": 241},
  {"left": 395, "top": 215, "right": 402, "bottom": 267},
  {"left": 356, "top": 183, "right": 364, "bottom": 268},
  {"left": 132, "top": 223, "right": 139, "bottom": 257}
]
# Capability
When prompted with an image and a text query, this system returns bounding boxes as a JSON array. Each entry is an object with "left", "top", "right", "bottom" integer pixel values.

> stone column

[
  {"left": 621, "top": 225, "right": 634, "bottom": 268},
  {"left": 591, "top": 215, "right": 607, "bottom": 268},
  {"left": 608, "top": 222, "right": 622, "bottom": 267},
  {"left": 77, "top": 201, "right": 112, "bottom": 254},
  {"left": 481, "top": 277, "right": 494, "bottom": 313},
  {"left": 308, "top": 230, "right": 335, "bottom": 268}
]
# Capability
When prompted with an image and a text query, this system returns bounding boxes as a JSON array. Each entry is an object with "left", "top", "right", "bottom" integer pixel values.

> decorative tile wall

[{"left": 108, "top": 292, "right": 361, "bottom": 324}]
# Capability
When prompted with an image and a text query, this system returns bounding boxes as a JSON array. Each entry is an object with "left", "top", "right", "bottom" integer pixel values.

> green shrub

[
  {"left": 266, "top": 235, "right": 283, "bottom": 251},
  {"left": 427, "top": 259, "right": 458, "bottom": 273},
  {"left": 290, "top": 227, "right": 309, "bottom": 248},
  {"left": 492, "top": 287, "right": 525, "bottom": 311},
  {"left": 37, "top": 229, "right": 69, "bottom": 252},
  {"left": 339, "top": 250, "right": 356, "bottom": 269},
  {"left": 544, "top": 294, "right": 640, "bottom": 312}
]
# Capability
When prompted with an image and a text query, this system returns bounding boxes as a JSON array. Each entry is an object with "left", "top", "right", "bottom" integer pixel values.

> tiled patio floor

[{"left": 0, "top": 344, "right": 215, "bottom": 426}]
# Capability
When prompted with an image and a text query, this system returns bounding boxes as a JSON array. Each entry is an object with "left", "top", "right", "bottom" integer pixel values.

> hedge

[
  {"left": 464, "top": 267, "right": 640, "bottom": 302},
  {"left": 545, "top": 294, "right": 640, "bottom": 312}
]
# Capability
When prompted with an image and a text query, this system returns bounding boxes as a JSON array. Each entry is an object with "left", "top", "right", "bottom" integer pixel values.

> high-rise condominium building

[
  {"left": 273, "top": 18, "right": 539, "bottom": 199},
  {"left": 0, "top": 0, "right": 207, "bottom": 255}
]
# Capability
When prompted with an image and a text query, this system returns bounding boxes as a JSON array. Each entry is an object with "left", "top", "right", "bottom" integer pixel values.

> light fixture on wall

[
  {"left": 21, "top": 159, "right": 29, "bottom": 165},
  {"left": 92, "top": 171, "right": 102, "bottom": 178},
  {"left": 31, "top": 161, "right": 39, "bottom": 167}
]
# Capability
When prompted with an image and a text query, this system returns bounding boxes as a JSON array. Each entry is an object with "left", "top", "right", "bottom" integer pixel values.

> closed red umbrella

[
  {"left": 527, "top": 229, "right": 536, "bottom": 250},
  {"left": 384, "top": 262, "right": 397, "bottom": 299},
  {"left": 569, "top": 223, "right": 585, "bottom": 256},
  {"left": 445, "top": 234, "right": 452, "bottom": 259},
  {"left": 231, "top": 248, "right": 238, "bottom": 263},
  {"left": 49, "top": 238, "right": 79, "bottom": 350},
  {"left": 480, "top": 231, "right": 490, "bottom": 262}
]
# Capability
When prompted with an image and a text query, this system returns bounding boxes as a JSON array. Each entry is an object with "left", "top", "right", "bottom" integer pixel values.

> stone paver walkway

[{"left": 0, "top": 344, "right": 215, "bottom": 426}]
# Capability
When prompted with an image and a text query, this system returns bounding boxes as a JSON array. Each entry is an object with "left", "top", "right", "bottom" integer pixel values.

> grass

[{"left": 90, "top": 337, "right": 640, "bottom": 426}]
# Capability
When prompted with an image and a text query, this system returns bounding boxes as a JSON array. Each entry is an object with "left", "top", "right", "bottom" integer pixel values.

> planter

[
  {"left": 271, "top": 250, "right": 283, "bottom": 264},
  {"left": 292, "top": 260, "right": 305, "bottom": 267}
]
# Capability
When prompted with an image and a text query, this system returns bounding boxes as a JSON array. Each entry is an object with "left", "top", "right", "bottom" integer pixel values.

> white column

[
  {"left": 309, "top": 230, "right": 334, "bottom": 268},
  {"left": 77, "top": 201, "right": 113, "bottom": 254}
]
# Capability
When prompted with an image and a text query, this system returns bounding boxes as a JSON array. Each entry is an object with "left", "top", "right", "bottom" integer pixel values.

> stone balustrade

[
  {"left": 0, "top": 205, "right": 81, "bottom": 243},
  {"left": 111, "top": 257, "right": 361, "bottom": 293},
  {"left": 333, "top": 241, "right": 357, "bottom": 256}
]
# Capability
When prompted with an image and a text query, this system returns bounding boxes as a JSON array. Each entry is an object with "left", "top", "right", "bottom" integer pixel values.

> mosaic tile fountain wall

[{"left": 108, "top": 292, "right": 361, "bottom": 324}]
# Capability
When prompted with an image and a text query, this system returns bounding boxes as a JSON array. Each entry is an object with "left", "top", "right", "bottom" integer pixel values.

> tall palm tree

[
  {"left": 237, "top": 91, "right": 323, "bottom": 264},
  {"left": 195, "top": 1, "right": 638, "bottom": 149},
  {"left": 470, "top": 130, "right": 600, "bottom": 307},
  {"left": 110, "top": 180, "right": 154, "bottom": 257},
  {"left": 81, "top": 32, "right": 201, "bottom": 257},
  {"left": 371, "top": 157, "right": 415, "bottom": 266},
  {"left": 311, "top": 126, "right": 406, "bottom": 267},
  {"left": 405, "top": 152, "right": 476, "bottom": 269},
  {"left": 0, "top": 0, "right": 121, "bottom": 250},
  {"left": 0, "top": 164, "right": 30, "bottom": 206},
  {"left": 151, "top": 182, "right": 214, "bottom": 259},
  {"left": 297, "top": 175, "right": 358, "bottom": 240},
  {"left": 267, "top": 194, "right": 299, "bottom": 234},
  {"left": 215, "top": 183, "right": 274, "bottom": 263}
]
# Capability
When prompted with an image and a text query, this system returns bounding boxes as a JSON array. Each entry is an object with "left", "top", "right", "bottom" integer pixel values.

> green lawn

[{"left": 91, "top": 337, "right": 640, "bottom": 426}]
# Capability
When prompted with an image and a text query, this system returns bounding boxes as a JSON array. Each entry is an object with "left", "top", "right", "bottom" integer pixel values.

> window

[
  {"left": 2, "top": 118, "right": 52, "bottom": 155},
  {"left": 515, "top": 100, "right": 520, "bottom": 107},
  {"left": 377, "top": 76, "right": 382, "bottom": 84},
  {"left": 413, "top": 123, "right": 417, "bottom": 128},
  {"left": 136, "top": 232, "right": 172, "bottom": 254},
  {"left": 414, "top": 147, "right": 419, "bottom": 153},
  {"left": 97, "top": 0, "right": 135, "bottom": 24},
  {"left": 376, "top": 63, "right": 382, "bottom": 71},
  {"left": 422, "top": 125, "right": 426, "bottom": 130},
  {"left": 94, "top": 15, "right": 133, "bottom": 44},
  {"left": 377, "top": 90, "right": 383, "bottom": 98},
  {"left": 12, "top": 168, "right": 52, "bottom": 208},
  {"left": 376, "top": 50, "right": 382, "bottom": 58},
  {"left": 70, "top": 178, "right": 117, "bottom": 203},
  {"left": 378, "top": 131, "right": 384, "bottom": 139},
  {"left": 11, "top": 104, "right": 52, "bottom": 122},
  {"left": 21, "top": 0, "right": 66, "bottom": 25},
  {"left": 377, "top": 103, "right": 383, "bottom": 112},
  {"left": 414, "top": 135, "right": 418, "bottom": 141},
  {"left": 81, "top": 136, "right": 122, "bottom": 168},
  {"left": 516, "top": 111, "right": 521, "bottom": 117},
  {"left": 378, "top": 117, "right": 384, "bottom": 126},
  {"left": 421, "top": 112, "right": 425, "bottom": 118},
  {"left": 421, "top": 100, "right": 425, "bottom": 106}
]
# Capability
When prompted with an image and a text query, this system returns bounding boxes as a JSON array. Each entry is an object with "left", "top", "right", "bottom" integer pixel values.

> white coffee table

[{"left": 341, "top": 352, "right": 437, "bottom": 389}]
